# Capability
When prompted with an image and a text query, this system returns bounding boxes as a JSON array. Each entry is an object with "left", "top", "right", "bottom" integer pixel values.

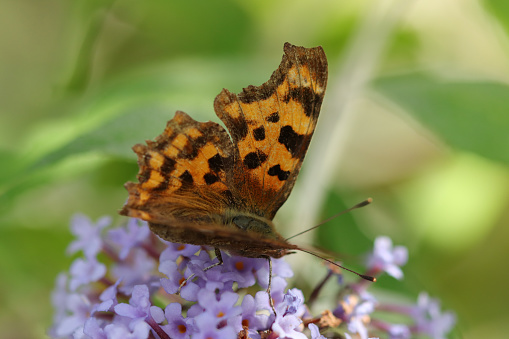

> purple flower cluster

[{"left": 50, "top": 215, "right": 456, "bottom": 339}]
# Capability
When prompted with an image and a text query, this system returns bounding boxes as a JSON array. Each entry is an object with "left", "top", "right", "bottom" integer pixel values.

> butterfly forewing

[{"left": 215, "top": 43, "right": 328, "bottom": 219}]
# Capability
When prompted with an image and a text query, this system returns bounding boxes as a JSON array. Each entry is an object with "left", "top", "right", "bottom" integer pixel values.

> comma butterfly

[{"left": 120, "top": 42, "right": 327, "bottom": 260}]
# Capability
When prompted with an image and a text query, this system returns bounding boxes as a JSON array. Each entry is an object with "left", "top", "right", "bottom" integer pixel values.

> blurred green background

[{"left": 1, "top": 0, "right": 508, "bottom": 338}]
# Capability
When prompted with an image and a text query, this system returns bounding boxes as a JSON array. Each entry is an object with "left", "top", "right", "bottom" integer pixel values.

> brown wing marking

[{"left": 214, "top": 43, "right": 328, "bottom": 219}]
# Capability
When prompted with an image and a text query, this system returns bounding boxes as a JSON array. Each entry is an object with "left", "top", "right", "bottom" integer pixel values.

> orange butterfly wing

[{"left": 215, "top": 43, "right": 327, "bottom": 219}]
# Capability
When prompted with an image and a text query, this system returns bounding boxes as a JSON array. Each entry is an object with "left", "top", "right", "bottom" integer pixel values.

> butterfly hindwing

[
  {"left": 147, "top": 216, "right": 298, "bottom": 258},
  {"left": 121, "top": 111, "right": 235, "bottom": 223}
]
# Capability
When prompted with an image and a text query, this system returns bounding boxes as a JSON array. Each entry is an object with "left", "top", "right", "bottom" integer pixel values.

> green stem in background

[
  {"left": 64, "top": 0, "right": 117, "bottom": 92},
  {"left": 292, "top": 0, "right": 415, "bottom": 234}
]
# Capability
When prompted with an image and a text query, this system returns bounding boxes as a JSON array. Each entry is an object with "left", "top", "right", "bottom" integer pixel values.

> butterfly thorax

[{"left": 223, "top": 210, "right": 281, "bottom": 240}]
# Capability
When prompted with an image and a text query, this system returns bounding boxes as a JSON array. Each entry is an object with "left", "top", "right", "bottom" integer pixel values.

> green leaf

[
  {"left": 373, "top": 72, "right": 509, "bottom": 165},
  {"left": 0, "top": 149, "right": 22, "bottom": 184},
  {"left": 482, "top": 0, "right": 509, "bottom": 38},
  {"left": 33, "top": 104, "right": 178, "bottom": 167}
]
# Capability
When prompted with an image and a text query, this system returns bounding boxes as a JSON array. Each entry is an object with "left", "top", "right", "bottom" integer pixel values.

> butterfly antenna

[
  {"left": 285, "top": 198, "right": 372, "bottom": 241},
  {"left": 297, "top": 247, "right": 376, "bottom": 282}
]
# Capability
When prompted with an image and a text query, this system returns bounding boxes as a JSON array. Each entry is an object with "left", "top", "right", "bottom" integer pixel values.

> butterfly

[{"left": 120, "top": 42, "right": 327, "bottom": 261}]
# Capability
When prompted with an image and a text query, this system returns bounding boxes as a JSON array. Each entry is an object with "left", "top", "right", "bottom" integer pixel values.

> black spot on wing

[
  {"left": 253, "top": 126, "right": 265, "bottom": 141},
  {"left": 278, "top": 125, "right": 304, "bottom": 158},
  {"left": 179, "top": 170, "right": 194, "bottom": 185},
  {"left": 208, "top": 153, "right": 225, "bottom": 173},
  {"left": 204, "top": 172, "right": 219, "bottom": 185},
  {"left": 161, "top": 157, "right": 176, "bottom": 174},
  {"left": 268, "top": 165, "right": 290, "bottom": 181},
  {"left": 281, "top": 87, "right": 322, "bottom": 118},
  {"left": 243, "top": 150, "right": 268, "bottom": 169},
  {"left": 266, "top": 112, "right": 280, "bottom": 123}
]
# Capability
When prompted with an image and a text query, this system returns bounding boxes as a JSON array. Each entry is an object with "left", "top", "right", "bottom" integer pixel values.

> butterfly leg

[
  {"left": 204, "top": 248, "right": 224, "bottom": 272},
  {"left": 263, "top": 255, "right": 277, "bottom": 316},
  {"left": 177, "top": 248, "right": 224, "bottom": 295}
]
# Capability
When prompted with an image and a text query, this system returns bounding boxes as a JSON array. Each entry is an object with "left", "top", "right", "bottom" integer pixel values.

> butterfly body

[{"left": 121, "top": 43, "right": 328, "bottom": 259}]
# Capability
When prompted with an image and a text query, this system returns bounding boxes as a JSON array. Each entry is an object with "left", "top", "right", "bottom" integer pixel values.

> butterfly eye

[{"left": 232, "top": 215, "right": 273, "bottom": 235}]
